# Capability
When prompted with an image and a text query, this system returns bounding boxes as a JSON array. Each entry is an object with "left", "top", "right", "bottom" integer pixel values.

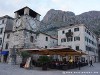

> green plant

[
  {"left": 38, "top": 56, "right": 52, "bottom": 70},
  {"left": 21, "top": 51, "right": 30, "bottom": 58},
  {"left": 38, "top": 56, "right": 51, "bottom": 64}
]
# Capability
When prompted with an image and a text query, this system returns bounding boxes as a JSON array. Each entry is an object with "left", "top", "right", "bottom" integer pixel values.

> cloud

[
  {"left": 51, "top": 0, "right": 62, "bottom": 4},
  {"left": 60, "top": 5, "right": 69, "bottom": 11},
  {"left": 0, "top": 0, "right": 100, "bottom": 20},
  {"left": 36, "top": 6, "right": 50, "bottom": 20},
  {"left": 0, "top": 0, "right": 70, "bottom": 18},
  {"left": 0, "top": 0, "right": 31, "bottom": 17},
  {"left": 51, "top": 0, "right": 67, "bottom": 5}
]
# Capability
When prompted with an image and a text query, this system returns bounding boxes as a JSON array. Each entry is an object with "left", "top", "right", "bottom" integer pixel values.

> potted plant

[{"left": 38, "top": 56, "right": 50, "bottom": 70}]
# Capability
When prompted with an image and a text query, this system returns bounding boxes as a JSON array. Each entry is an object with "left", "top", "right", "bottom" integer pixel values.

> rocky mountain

[
  {"left": 42, "top": 9, "right": 75, "bottom": 23},
  {"left": 39, "top": 9, "right": 100, "bottom": 37}
]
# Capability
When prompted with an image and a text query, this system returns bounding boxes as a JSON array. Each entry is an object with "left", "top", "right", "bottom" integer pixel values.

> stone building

[
  {"left": 3, "top": 6, "right": 57, "bottom": 49},
  {"left": 0, "top": 15, "right": 14, "bottom": 62},
  {"left": 35, "top": 32, "right": 57, "bottom": 48},
  {"left": 0, "top": 15, "right": 13, "bottom": 50},
  {"left": 1, "top": 7, "right": 58, "bottom": 63}
]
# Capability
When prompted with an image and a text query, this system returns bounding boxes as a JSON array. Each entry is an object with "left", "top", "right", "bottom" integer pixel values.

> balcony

[{"left": 65, "top": 31, "right": 73, "bottom": 37}]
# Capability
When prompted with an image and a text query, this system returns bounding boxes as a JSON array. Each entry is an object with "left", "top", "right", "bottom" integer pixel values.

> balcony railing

[{"left": 65, "top": 32, "right": 73, "bottom": 37}]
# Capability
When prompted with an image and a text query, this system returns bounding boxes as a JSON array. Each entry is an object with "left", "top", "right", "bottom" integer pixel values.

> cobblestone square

[{"left": 0, "top": 63, "right": 100, "bottom": 75}]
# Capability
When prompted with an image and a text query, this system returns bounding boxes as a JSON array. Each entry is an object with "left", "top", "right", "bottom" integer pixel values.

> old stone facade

[
  {"left": 0, "top": 15, "right": 13, "bottom": 50},
  {"left": 3, "top": 7, "right": 40, "bottom": 49},
  {"left": 3, "top": 7, "right": 57, "bottom": 50},
  {"left": 1, "top": 7, "right": 57, "bottom": 63},
  {"left": 0, "top": 15, "right": 14, "bottom": 62}
]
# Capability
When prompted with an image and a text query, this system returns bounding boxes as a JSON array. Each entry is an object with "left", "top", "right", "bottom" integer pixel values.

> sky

[{"left": 0, "top": 0, "right": 100, "bottom": 20}]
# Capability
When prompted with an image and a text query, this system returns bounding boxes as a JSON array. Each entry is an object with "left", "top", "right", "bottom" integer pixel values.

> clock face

[{"left": 16, "top": 19, "right": 21, "bottom": 27}]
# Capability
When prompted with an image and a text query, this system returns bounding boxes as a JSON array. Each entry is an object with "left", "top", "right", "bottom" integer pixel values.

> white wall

[
  {"left": 58, "top": 25, "right": 85, "bottom": 50},
  {"left": 58, "top": 24, "right": 98, "bottom": 62},
  {"left": 36, "top": 33, "right": 57, "bottom": 48}
]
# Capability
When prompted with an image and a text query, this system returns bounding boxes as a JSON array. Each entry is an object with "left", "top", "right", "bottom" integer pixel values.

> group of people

[{"left": 77, "top": 60, "right": 94, "bottom": 70}]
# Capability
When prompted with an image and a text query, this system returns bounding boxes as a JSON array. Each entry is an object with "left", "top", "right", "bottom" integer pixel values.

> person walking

[
  {"left": 89, "top": 60, "right": 93, "bottom": 67},
  {"left": 77, "top": 60, "right": 81, "bottom": 70}
]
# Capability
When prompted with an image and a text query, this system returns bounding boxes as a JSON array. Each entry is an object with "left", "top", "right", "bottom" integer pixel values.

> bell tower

[
  {"left": 14, "top": 6, "right": 41, "bottom": 20},
  {"left": 12, "top": 6, "right": 41, "bottom": 49}
]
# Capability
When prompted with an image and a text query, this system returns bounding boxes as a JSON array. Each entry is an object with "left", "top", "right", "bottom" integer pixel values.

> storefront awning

[
  {"left": 21, "top": 48, "right": 87, "bottom": 56},
  {"left": 0, "top": 51, "right": 9, "bottom": 55}
]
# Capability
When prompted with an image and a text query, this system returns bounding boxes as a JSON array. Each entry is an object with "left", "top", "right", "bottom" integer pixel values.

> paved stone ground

[{"left": 0, "top": 63, "right": 100, "bottom": 75}]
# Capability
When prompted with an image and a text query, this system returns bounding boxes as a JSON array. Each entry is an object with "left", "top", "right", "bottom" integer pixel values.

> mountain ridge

[{"left": 39, "top": 9, "right": 100, "bottom": 37}]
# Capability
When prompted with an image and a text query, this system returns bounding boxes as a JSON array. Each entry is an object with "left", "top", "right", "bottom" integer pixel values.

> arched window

[
  {"left": 46, "top": 37, "right": 48, "bottom": 41},
  {"left": 30, "top": 36, "right": 34, "bottom": 43},
  {"left": 5, "top": 43, "right": 9, "bottom": 49}
]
